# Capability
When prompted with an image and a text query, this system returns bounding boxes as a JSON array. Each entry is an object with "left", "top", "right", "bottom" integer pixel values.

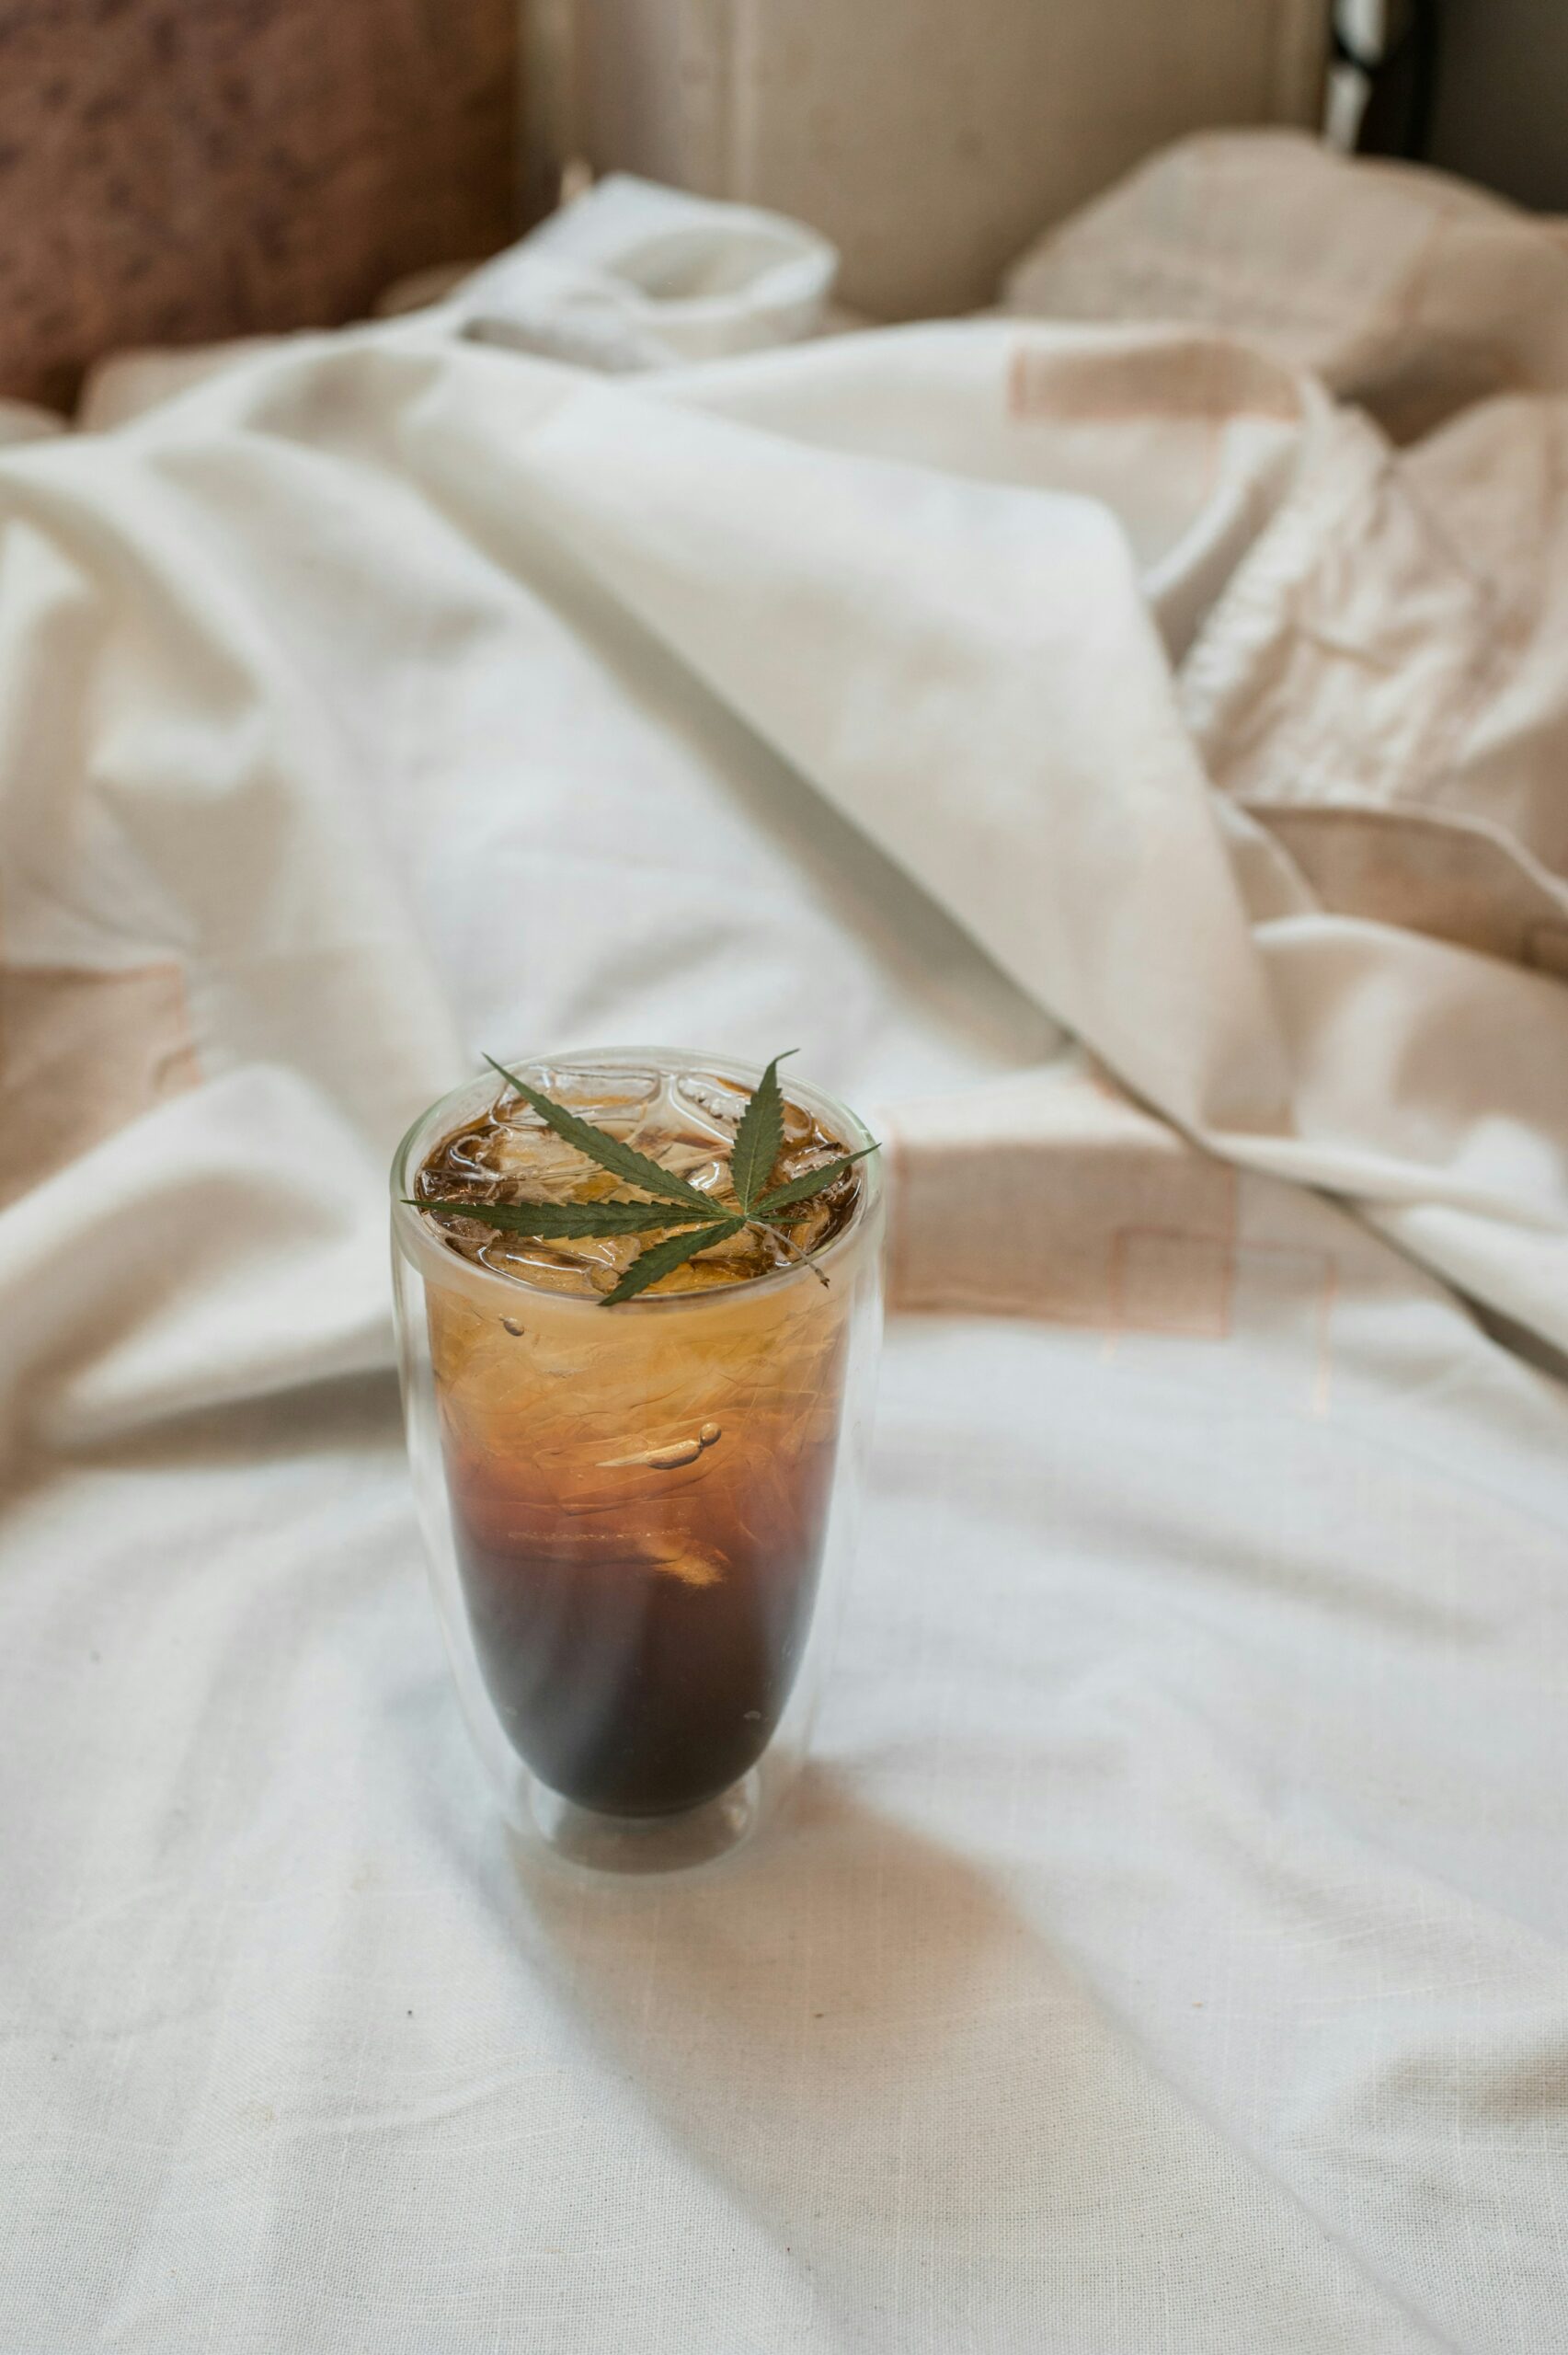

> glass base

[{"left": 527, "top": 1768, "right": 761, "bottom": 1875}]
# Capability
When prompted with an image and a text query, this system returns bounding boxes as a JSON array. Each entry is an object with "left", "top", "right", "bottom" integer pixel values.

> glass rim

[{"left": 390, "top": 1042, "right": 883, "bottom": 1315}]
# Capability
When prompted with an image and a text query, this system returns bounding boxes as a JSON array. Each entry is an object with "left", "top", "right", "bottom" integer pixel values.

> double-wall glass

[{"left": 391, "top": 1048, "right": 884, "bottom": 1872}]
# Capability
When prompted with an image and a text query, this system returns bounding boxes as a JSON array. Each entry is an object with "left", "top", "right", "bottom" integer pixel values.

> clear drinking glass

[{"left": 391, "top": 1047, "right": 885, "bottom": 1873}]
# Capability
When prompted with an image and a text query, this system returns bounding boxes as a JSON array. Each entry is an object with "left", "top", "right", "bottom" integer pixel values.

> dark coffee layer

[{"left": 448, "top": 1453, "right": 836, "bottom": 1815}]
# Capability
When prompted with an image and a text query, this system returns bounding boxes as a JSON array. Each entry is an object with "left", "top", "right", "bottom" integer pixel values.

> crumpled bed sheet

[{"left": 3, "top": 132, "right": 1567, "bottom": 2351}]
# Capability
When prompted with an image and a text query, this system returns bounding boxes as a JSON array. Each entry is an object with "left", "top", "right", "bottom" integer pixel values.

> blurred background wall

[
  {"left": 3, "top": 0, "right": 1566, "bottom": 411},
  {"left": 568, "top": 0, "right": 1332, "bottom": 317},
  {"left": 0, "top": 0, "right": 519, "bottom": 408},
  {"left": 1425, "top": 0, "right": 1568, "bottom": 213}
]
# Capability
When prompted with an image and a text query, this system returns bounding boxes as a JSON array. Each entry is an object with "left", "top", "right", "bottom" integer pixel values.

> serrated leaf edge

[
  {"left": 753, "top": 1144, "right": 877, "bottom": 1218},
  {"left": 728, "top": 1048, "right": 794, "bottom": 1213},
  {"left": 413, "top": 1197, "right": 713, "bottom": 1238},
  {"left": 600, "top": 1216, "right": 744, "bottom": 1306},
  {"left": 484, "top": 1054, "right": 714, "bottom": 1210}
]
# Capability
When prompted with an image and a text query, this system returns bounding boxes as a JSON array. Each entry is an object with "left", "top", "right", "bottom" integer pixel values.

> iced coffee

[{"left": 391, "top": 1051, "right": 883, "bottom": 1855}]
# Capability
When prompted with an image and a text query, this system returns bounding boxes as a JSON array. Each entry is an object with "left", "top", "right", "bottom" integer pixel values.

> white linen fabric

[
  {"left": 4, "top": 137, "right": 1568, "bottom": 2350},
  {"left": 453, "top": 173, "right": 841, "bottom": 372}
]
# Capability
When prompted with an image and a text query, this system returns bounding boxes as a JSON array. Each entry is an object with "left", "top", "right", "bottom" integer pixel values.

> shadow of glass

[
  {"left": 502, "top": 1770, "right": 1143, "bottom": 2344},
  {"left": 389, "top": 1726, "right": 1425, "bottom": 2350}
]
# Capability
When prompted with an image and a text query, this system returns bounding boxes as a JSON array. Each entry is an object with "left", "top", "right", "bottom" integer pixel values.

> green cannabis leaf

[
  {"left": 728, "top": 1049, "right": 793, "bottom": 1212},
  {"left": 422, "top": 1053, "right": 877, "bottom": 1304},
  {"left": 599, "top": 1215, "right": 745, "bottom": 1306},
  {"left": 755, "top": 1148, "right": 877, "bottom": 1218},
  {"left": 483, "top": 1053, "right": 713, "bottom": 1211},
  {"left": 411, "top": 1198, "right": 714, "bottom": 1238}
]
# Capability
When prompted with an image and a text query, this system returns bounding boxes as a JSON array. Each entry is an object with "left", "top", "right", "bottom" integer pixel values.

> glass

[{"left": 391, "top": 1047, "right": 885, "bottom": 1873}]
